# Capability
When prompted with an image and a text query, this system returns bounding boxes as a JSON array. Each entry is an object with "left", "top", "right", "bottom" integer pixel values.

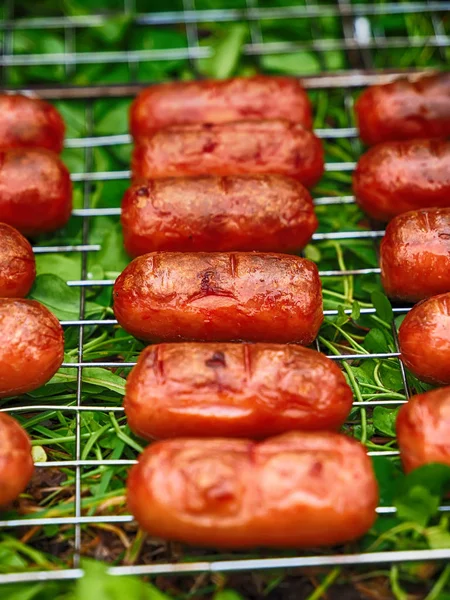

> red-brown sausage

[
  {"left": 0, "top": 413, "right": 34, "bottom": 506},
  {"left": 0, "top": 149, "right": 72, "bottom": 236},
  {"left": 127, "top": 432, "right": 378, "bottom": 548},
  {"left": 0, "top": 299, "right": 64, "bottom": 398},
  {"left": 355, "top": 72, "right": 450, "bottom": 145},
  {"left": 130, "top": 76, "right": 312, "bottom": 138},
  {"left": 0, "top": 94, "right": 65, "bottom": 153},
  {"left": 398, "top": 293, "right": 450, "bottom": 385},
  {"left": 131, "top": 121, "right": 324, "bottom": 188},
  {"left": 114, "top": 252, "right": 323, "bottom": 344},
  {"left": 125, "top": 343, "right": 353, "bottom": 440},
  {"left": 380, "top": 208, "right": 450, "bottom": 302},
  {"left": 0, "top": 223, "right": 36, "bottom": 297},
  {"left": 397, "top": 387, "right": 450, "bottom": 473},
  {"left": 353, "top": 139, "right": 450, "bottom": 221},
  {"left": 121, "top": 176, "right": 318, "bottom": 256}
]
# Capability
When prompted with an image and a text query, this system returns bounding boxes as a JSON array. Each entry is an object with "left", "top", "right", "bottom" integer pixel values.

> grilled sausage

[
  {"left": 0, "top": 223, "right": 36, "bottom": 297},
  {"left": 130, "top": 76, "right": 312, "bottom": 137},
  {"left": 121, "top": 175, "right": 318, "bottom": 256},
  {"left": 0, "top": 299, "right": 64, "bottom": 398},
  {"left": 114, "top": 252, "right": 323, "bottom": 344},
  {"left": 380, "top": 208, "right": 450, "bottom": 302},
  {"left": 0, "top": 94, "right": 65, "bottom": 153},
  {"left": 353, "top": 139, "right": 450, "bottom": 221},
  {"left": 0, "top": 413, "right": 34, "bottom": 506},
  {"left": 355, "top": 72, "right": 450, "bottom": 145},
  {"left": 125, "top": 343, "right": 353, "bottom": 440},
  {"left": 397, "top": 387, "right": 450, "bottom": 473},
  {"left": 398, "top": 293, "right": 450, "bottom": 385},
  {"left": 0, "top": 149, "right": 72, "bottom": 236},
  {"left": 127, "top": 431, "right": 378, "bottom": 548},
  {"left": 131, "top": 120, "right": 324, "bottom": 188}
]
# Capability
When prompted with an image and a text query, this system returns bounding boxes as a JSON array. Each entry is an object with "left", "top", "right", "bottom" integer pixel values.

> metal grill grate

[{"left": 1, "top": 0, "right": 450, "bottom": 588}]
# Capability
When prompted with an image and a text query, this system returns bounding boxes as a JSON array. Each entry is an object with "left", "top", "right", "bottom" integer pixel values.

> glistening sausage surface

[
  {"left": 0, "top": 299, "right": 64, "bottom": 398},
  {"left": 131, "top": 120, "right": 324, "bottom": 189},
  {"left": 124, "top": 343, "right": 353, "bottom": 440},
  {"left": 0, "top": 223, "right": 36, "bottom": 297},
  {"left": 130, "top": 76, "right": 312, "bottom": 137},
  {"left": 121, "top": 176, "right": 318, "bottom": 256},
  {"left": 113, "top": 252, "right": 323, "bottom": 344},
  {"left": 0, "top": 149, "right": 72, "bottom": 235},
  {"left": 397, "top": 387, "right": 450, "bottom": 473},
  {"left": 398, "top": 293, "right": 450, "bottom": 385},
  {"left": 353, "top": 139, "right": 450, "bottom": 221},
  {"left": 127, "top": 432, "right": 379, "bottom": 549},
  {"left": 380, "top": 208, "right": 450, "bottom": 302},
  {"left": 0, "top": 94, "right": 65, "bottom": 153},
  {"left": 355, "top": 72, "right": 450, "bottom": 145},
  {"left": 0, "top": 413, "right": 34, "bottom": 506}
]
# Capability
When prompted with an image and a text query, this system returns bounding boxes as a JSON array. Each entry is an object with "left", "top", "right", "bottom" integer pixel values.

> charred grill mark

[
  {"left": 136, "top": 186, "right": 149, "bottom": 197},
  {"left": 187, "top": 268, "right": 236, "bottom": 304},
  {"left": 205, "top": 351, "right": 226, "bottom": 369},
  {"left": 229, "top": 254, "right": 237, "bottom": 278}
]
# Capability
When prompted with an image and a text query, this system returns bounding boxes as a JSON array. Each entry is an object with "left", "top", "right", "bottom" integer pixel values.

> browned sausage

[
  {"left": 121, "top": 175, "right": 318, "bottom": 256},
  {"left": 114, "top": 252, "right": 323, "bottom": 344},
  {"left": 130, "top": 76, "right": 312, "bottom": 137},
  {"left": 355, "top": 72, "right": 450, "bottom": 145},
  {"left": 131, "top": 120, "right": 324, "bottom": 188},
  {"left": 0, "top": 149, "right": 72, "bottom": 235},
  {"left": 380, "top": 208, "right": 450, "bottom": 302},
  {"left": 398, "top": 293, "right": 450, "bottom": 385},
  {"left": 353, "top": 139, "right": 450, "bottom": 221},
  {"left": 0, "top": 223, "right": 36, "bottom": 297},
  {"left": 125, "top": 343, "right": 353, "bottom": 440},
  {"left": 0, "top": 94, "right": 65, "bottom": 153},
  {"left": 0, "top": 299, "right": 64, "bottom": 398},
  {"left": 397, "top": 387, "right": 450, "bottom": 473},
  {"left": 0, "top": 413, "right": 34, "bottom": 506},
  {"left": 127, "top": 432, "right": 379, "bottom": 548}
]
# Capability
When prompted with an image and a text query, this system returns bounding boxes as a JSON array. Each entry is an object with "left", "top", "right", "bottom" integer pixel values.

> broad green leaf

[
  {"left": 303, "top": 244, "right": 321, "bottom": 262},
  {"left": 372, "top": 456, "right": 404, "bottom": 507},
  {"left": 394, "top": 464, "right": 450, "bottom": 526},
  {"left": 364, "top": 328, "right": 390, "bottom": 353},
  {"left": 372, "top": 406, "right": 400, "bottom": 438},
  {"left": 371, "top": 291, "right": 394, "bottom": 323},
  {"left": 29, "top": 274, "right": 103, "bottom": 320},
  {"left": 262, "top": 51, "right": 321, "bottom": 75},
  {"left": 351, "top": 300, "right": 361, "bottom": 320},
  {"left": 93, "top": 223, "right": 130, "bottom": 275},
  {"left": 199, "top": 24, "right": 248, "bottom": 79},
  {"left": 35, "top": 254, "right": 81, "bottom": 282},
  {"left": 214, "top": 591, "right": 246, "bottom": 600}
]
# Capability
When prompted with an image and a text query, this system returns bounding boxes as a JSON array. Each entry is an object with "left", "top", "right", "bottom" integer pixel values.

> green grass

[{"left": 1, "top": 1, "right": 450, "bottom": 599}]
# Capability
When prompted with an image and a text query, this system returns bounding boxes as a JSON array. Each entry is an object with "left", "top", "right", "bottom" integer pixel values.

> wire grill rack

[{"left": 1, "top": 0, "right": 450, "bottom": 589}]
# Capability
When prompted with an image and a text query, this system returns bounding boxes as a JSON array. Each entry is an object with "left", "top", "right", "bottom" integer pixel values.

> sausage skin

[
  {"left": 380, "top": 208, "right": 450, "bottom": 302},
  {"left": 0, "top": 149, "right": 72, "bottom": 235},
  {"left": 0, "top": 94, "right": 65, "bottom": 153},
  {"left": 398, "top": 293, "right": 450, "bottom": 385},
  {"left": 397, "top": 387, "right": 450, "bottom": 473},
  {"left": 125, "top": 343, "right": 353, "bottom": 440},
  {"left": 355, "top": 72, "right": 450, "bottom": 145},
  {"left": 114, "top": 252, "right": 323, "bottom": 344},
  {"left": 353, "top": 139, "right": 450, "bottom": 221},
  {"left": 0, "top": 223, "right": 36, "bottom": 297},
  {"left": 121, "top": 176, "right": 318, "bottom": 256},
  {"left": 0, "top": 413, "right": 34, "bottom": 506},
  {"left": 131, "top": 121, "right": 324, "bottom": 188},
  {"left": 127, "top": 432, "right": 378, "bottom": 548},
  {"left": 130, "top": 76, "right": 312, "bottom": 137},
  {"left": 0, "top": 299, "right": 64, "bottom": 398}
]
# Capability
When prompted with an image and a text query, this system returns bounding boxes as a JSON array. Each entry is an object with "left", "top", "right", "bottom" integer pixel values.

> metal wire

[{"left": 0, "top": 0, "right": 449, "bottom": 585}]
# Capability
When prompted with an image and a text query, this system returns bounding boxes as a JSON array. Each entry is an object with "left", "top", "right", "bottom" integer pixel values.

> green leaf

[
  {"left": 336, "top": 304, "right": 349, "bottom": 327},
  {"left": 0, "top": 583, "right": 45, "bottom": 600},
  {"left": 371, "top": 291, "right": 393, "bottom": 323},
  {"left": 199, "top": 24, "right": 248, "bottom": 79},
  {"left": 373, "top": 406, "right": 399, "bottom": 437},
  {"left": 303, "top": 244, "right": 321, "bottom": 262},
  {"left": 351, "top": 300, "right": 361, "bottom": 320},
  {"left": 425, "top": 519, "right": 450, "bottom": 549},
  {"left": 93, "top": 15, "right": 132, "bottom": 46},
  {"left": 50, "top": 367, "right": 125, "bottom": 396},
  {"left": 364, "top": 328, "right": 390, "bottom": 353},
  {"left": 372, "top": 456, "right": 404, "bottom": 507},
  {"left": 262, "top": 51, "right": 321, "bottom": 75},
  {"left": 394, "top": 464, "right": 450, "bottom": 526},
  {"left": 93, "top": 223, "right": 130, "bottom": 275},
  {"left": 214, "top": 591, "right": 245, "bottom": 600},
  {"left": 35, "top": 254, "right": 81, "bottom": 282},
  {"left": 29, "top": 274, "right": 103, "bottom": 320}
]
